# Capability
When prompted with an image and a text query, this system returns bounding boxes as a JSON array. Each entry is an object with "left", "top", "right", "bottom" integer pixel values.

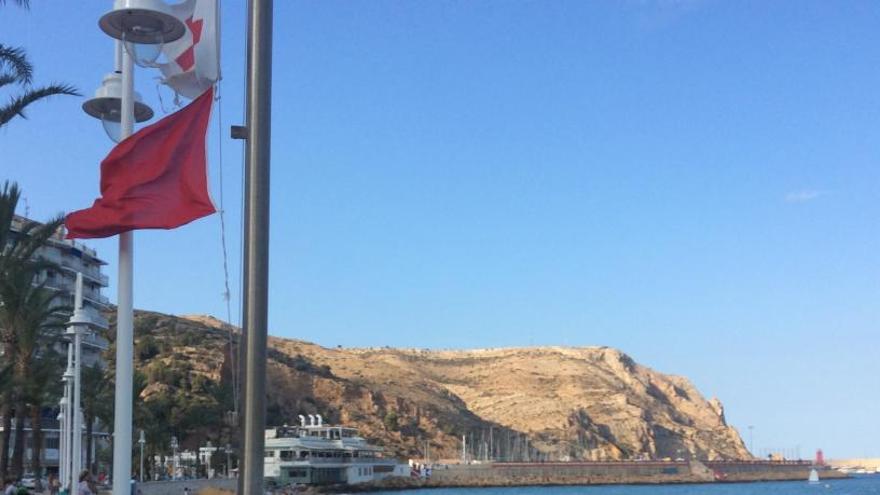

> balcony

[
  {"left": 84, "top": 291, "right": 111, "bottom": 308},
  {"left": 59, "top": 259, "right": 109, "bottom": 286},
  {"left": 82, "top": 331, "right": 109, "bottom": 350}
]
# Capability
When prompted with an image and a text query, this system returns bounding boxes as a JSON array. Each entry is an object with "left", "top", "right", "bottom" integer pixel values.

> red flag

[{"left": 66, "top": 87, "right": 216, "bottom": 239}]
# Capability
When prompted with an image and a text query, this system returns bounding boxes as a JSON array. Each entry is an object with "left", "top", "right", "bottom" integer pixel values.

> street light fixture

[
  {"left": 225, "top": 444, "right": 231, "bottom": 479},
  {"left": 171, "top": 436, "right": 179, "bottom": 480},
  {"left": 96, "top": 3, "right": 186, "bottom": 493},
  {"left": 138, "top": 430, "right": 146, "bottom": 482},
  {"left": 82, "top": 72, "right": 154, "bottom": 142},
  {"left": 99, "top": 0, "right": 186, "bottom": 66},
  {"left": 66, "top": 274, "right": 102, "bottom": 493}
]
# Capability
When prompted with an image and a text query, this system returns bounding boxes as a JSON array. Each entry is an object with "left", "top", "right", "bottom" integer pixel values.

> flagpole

[
  {"left": 240, "top": 0, "right": 273, "bottom": 494},
  {"left": 112, "top": 44, "right": 135, "bottom": 495}
]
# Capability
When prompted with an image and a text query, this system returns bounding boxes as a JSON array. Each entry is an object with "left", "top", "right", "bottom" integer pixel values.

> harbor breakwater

[{"left": 306, "top": 461, "right": 847, "bottom": 493}]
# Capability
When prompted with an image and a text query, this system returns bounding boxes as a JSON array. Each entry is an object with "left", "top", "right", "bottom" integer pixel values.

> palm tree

[
  {"left": 82, "top": 363, "right": 113, "bottom": 474},
  {"left": 0, "top": 355, "right": 11, "bottom": 481},
  {"left": 1, "top": 0, "right": 79, "bottom": 128},
  {"left": 0, "top": 181, "right": 65, "bottom": 480},
  {"left": 1, "top": 264, "right": 67, "bottom": 478},
  {"left": 26, "top": 349, "right": 63, "bottom": 490}
]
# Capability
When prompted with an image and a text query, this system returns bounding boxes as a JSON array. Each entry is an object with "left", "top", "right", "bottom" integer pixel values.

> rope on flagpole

[{"left": 215, "top": 79, "right": 239, "bottom": 416}]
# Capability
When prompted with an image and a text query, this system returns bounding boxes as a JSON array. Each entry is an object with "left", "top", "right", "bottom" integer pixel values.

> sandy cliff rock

[{"left": 122, "top": 310, "right": 749, "bottom": 461}]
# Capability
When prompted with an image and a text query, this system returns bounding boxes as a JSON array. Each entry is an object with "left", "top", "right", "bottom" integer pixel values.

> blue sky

[{"left": 2, "top": 1, "right": 879, "bottom": 459}]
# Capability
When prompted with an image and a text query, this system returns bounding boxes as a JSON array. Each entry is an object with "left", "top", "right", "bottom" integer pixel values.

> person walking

[
  {"left": 47, "top": 474, "right": 60, "bottom": 495},
  {"left": 3, "top": 478, "right": 16, "bottom": 495},
  {"left": 77, "top": 472, "right": 94, "bottom": 495}
]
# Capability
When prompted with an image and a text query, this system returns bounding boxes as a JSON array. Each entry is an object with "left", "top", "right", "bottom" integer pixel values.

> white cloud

[{"left": 784, "top": 189, "right": 829, "bottom": 203}]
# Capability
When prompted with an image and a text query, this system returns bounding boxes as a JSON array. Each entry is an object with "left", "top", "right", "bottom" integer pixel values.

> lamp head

[
  {"left": 99, "top": 0, "right": 186, "bottom": 45},
  {"left": 82, "top": 72, "right": 154, "bottom": 142}
]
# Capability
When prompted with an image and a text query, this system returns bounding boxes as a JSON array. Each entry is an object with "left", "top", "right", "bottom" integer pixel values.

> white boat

[
  {"left": 808, "top": 468, "right": 820, "bottom": 484},
  {"left": 263, "top": 414, "right": 409, "bottom": 486}
]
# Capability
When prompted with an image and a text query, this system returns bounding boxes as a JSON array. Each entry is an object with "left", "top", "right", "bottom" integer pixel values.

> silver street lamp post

[
  {"left": 170, "top": 436, "right": 179, "bottom": 480},
  {"left": 84, "top": 3, "right": 185, "bottom": 494},
  {"left": 138, "top": 430, "right": 146, "bottom": 482}
]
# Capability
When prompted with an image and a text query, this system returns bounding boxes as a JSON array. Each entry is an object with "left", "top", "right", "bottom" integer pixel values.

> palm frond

[
  {"left": 0, "top": 44, "right": 32, "bottom": 84},
  {"left": 0, "top": 183, "right": 65, "bottom": 281},
  {"left": 0, "top": 83, "right": 80, "bottom": 127},
  {"left": 0, "top": 0, "right": 31, "bottom": 9},
  {"left": 0, "top": 181, "right": 22, "bottom": 254},
  {"left": 0, "top": 73, "right": 20, "bottom": 89},
  {"left": 7, "top": 215, "right": 65, "bottom": 268}
]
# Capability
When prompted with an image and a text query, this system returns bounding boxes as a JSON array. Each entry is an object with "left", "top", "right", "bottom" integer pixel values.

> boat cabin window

[
  {"left": 264, "top": 450, "right": 275, "bottom": 458},
  {"left": 280, "top": 450, "right": 294, "bottom": 461},
  {"left": 287, "top": 469, "right": 307, "bottom": 479}
]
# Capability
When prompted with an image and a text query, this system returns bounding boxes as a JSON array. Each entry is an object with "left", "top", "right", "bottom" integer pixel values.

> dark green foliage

[
  {"left": 383, "top": 411, "right": 399, "bottom": 431},
  {"left": 136, "top": 335, "right": 160, "bottom": 360},
  {"left": 267, "top": 348, "right": 333, "bottom": 377}
]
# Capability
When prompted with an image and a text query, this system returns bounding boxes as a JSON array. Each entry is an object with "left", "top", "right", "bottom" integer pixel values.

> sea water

[{"left": 374, "top": 476, "right": 880, "bottom": 495}]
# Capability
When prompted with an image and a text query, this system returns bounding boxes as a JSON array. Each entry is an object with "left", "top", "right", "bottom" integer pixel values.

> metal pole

[
  {"left": 112, "top": 45, "right": 135, "bottom": 495},
  {"left": 139, "top": 443, "right": 144, "bottom": 482},
  {"left": 240, "top": 1, "right": 273, "bottom": 494},
  {"left": 71, "top": 274, "right": 84, "bottom": 486},
  {"left": 462, "top": 435, "right": 466, "bottom": 464},
  {"left": 58, "top": 402, "right": 65, "bottom": 488},
  {"left": 61, "top": 341, "right": 73, "bottom": 490},
  {"left": 66, "top": 373, "right": 73, "bottom": 488}
]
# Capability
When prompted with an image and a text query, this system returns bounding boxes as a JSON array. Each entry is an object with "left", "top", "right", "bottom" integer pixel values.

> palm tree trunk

[
  {"left": 85, "top": 415, "right": 93, "bottom": 474},
  {"left": 0, "top": 401, "right": 11, "bottom": 481},
  {"left": 30, "top": 406, "right": 42, "bottom": 489},
  {"left": 11, "top": 403, "right": 25, "bottom": 478}
]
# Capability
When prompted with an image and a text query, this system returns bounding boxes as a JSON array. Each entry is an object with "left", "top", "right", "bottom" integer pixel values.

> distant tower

[{"left": 815, "top": 449, "right": 825, "bottom": 466}]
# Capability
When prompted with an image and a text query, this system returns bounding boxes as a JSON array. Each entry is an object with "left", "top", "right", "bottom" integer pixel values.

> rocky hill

[{"left": 120, "top": 310, "right": 750, "bottom": 462}]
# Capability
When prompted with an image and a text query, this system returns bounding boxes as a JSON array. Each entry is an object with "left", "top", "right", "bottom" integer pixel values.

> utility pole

[{"left": 240, "top": 1, "right": 274, "bottom": 495}]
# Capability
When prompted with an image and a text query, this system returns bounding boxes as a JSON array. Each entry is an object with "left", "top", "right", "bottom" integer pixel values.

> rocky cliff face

[{"left": 126, "top": 310, "right": 749, "bottom": 461}]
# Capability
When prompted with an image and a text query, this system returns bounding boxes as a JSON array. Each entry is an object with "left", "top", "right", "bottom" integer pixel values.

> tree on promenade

[
  {"left": 0, "top": 181, "right": 66, "bottom": 480},
  {"left": 82, "top": 363, "right": 113, "bottom": 474},
  {"left": 1, "top": 1, "right": 79, "bottom": 128}
]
